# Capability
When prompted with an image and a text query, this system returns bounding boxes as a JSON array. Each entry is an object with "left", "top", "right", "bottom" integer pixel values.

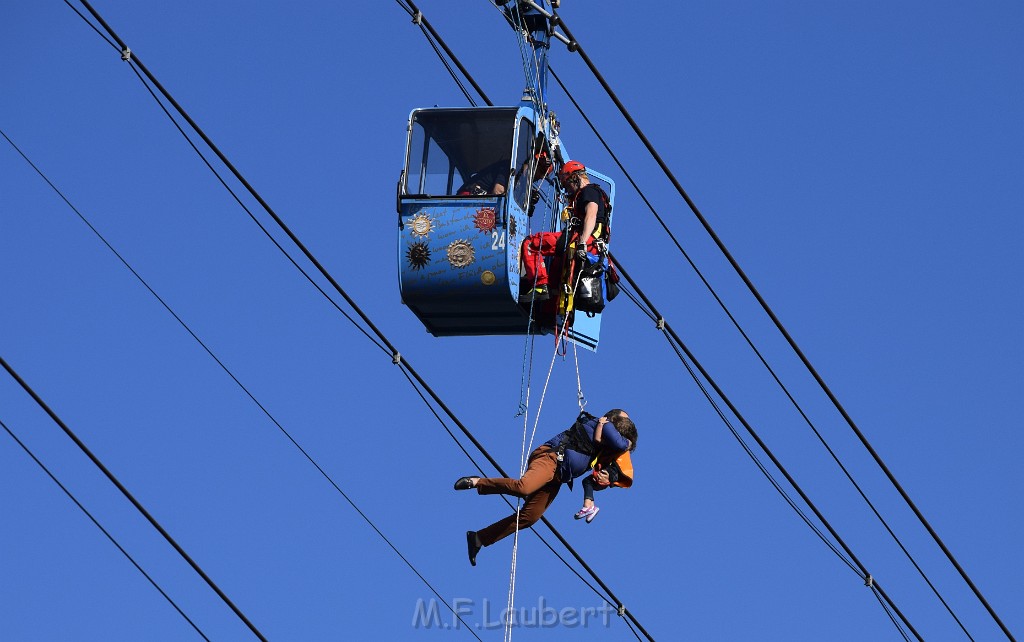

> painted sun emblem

[
  {"left": 410, "top": 213, "right": 434, "bottom": 237},
  {"left": 473, "top": 207, "right": 497, "bottom": 234},
  {"left": 406, "top": 242, "right": 431, "bottom": 270},
  {"left": 446, "top": 239, "right": 475, "bottom": 268}
]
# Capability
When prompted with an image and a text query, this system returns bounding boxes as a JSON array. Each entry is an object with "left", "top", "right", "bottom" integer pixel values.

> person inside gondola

[
  {"left": 519, "top": 160, "right": 610, "bottom": 302},
  {"left": 457, "top": 158, "right": 510, "bottom": 196}
]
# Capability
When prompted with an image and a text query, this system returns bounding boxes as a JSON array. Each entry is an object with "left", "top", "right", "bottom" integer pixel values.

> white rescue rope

[{"left": 506, "top": 308, "right": 578, "bottom": 641}]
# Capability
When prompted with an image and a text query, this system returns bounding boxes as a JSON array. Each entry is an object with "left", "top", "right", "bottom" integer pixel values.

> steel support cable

[
  {"left": 621, "top": 281, "right": 858, "bottom": 573},
  {"left": 125, "top": 64, "right": 389, "bottom": 356},
  {"left": 643, "top": 312, "right": 860, "bottom": 574},
  {"left": 484, "top": 0, "right": 567, "bottom": 252},
  {"left": 486, "top": 0, "right": 562, "bottom": 202},
  {"left": 75, "top": 0, "right": 396, "bottom": 365},
  {"left": 502, "top": 0, "right": 547, "bottom": 122},
  {"left": 0, "top": 417, "right": 210, "bottom": 641},
  {"left": 394, "top": 0, "right": 478, "bottom": 106},
  {"left": 1, "top": 121, "right": 384, "bottom": 360},
  {"left": 873, "top": 586, "right": 914, "bottom": 642},
  {"left": 1, "top": 128, "right": 483, "bottom": 641},
  {"left": 552, "top": 12, "right": 1015, "bottom": 639},
  {"left": 0, "top": 356, "right": 268, "bottom": 641},
  {"left": 397, "top": 0, "right": 493, "bottom": 106},
  {"left": 70, "top": 3, "right": 655, "bottom": 638},
  {"left": 53, "top": 8, "right": 391, "bottom": 357},
  {"left": 548, "top": 67, "right": 977, "bottom": 642},
  {"left": 610, "top": 258, "right": 924, "bottom": 642},
  {"left": 62, "top": 0, "right": 116, "bottom": 49},
  {"left": 623, "top": 617, "right": 644, "bottom": 642}
]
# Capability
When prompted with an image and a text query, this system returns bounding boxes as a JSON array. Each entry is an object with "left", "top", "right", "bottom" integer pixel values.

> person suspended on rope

[
  {"left": 454, "top": 408, "right": 636, "bottom": 566},
  {"left": 519, "top": 160, "right": 611, "bottom": 303},
  {"left": 573, "top": 417, "right": 634, "bottom": 523}
]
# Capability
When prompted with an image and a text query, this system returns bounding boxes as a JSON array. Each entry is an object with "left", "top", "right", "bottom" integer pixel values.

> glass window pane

[{"left": 404, "top": 109, "right": 517, "bottom": 197}]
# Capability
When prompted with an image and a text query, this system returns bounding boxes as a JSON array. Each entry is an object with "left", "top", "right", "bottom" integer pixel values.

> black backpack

[{"left": 574, "top": 254, "right": 608, "bottom": 316}]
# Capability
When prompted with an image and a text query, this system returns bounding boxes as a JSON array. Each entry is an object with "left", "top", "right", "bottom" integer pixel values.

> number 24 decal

[{"left": 491, "top": 230, "right": 506, "bottom": 250}]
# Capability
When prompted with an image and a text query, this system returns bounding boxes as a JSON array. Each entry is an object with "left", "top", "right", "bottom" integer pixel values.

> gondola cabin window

[{"left": 405, "top": 108, "right": 518, "bottom": 197}]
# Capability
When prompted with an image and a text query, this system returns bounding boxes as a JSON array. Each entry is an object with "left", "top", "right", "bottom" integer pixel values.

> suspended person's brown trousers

[{"left": 473, "top": 445, "right": 562, "bottom": 546}]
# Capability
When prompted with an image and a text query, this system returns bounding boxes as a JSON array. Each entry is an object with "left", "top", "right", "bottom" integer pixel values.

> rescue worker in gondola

[
  {"left": 454, "top": 408, "right": 637, "bottom": 566},
  {"left": 519, "top": 160, "right": 610, "bottom": 302}
]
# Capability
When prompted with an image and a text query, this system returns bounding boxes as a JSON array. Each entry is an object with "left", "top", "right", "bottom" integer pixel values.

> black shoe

[
  {"left": 467, "top": 531, "right": 482, "bottom": 566},
  {"left": 518, "top": 285, "right": 549, "bottom": 303},
  {"left": 454, "top": 476, "right": 476, "bottom": 490}
]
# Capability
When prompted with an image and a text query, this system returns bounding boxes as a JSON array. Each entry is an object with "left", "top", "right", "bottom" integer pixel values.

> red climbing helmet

[{"left": 559, "top": 160, "right": 586, "bottom": 183}]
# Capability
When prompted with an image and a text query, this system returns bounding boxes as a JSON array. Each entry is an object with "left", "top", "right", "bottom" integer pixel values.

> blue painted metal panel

[{"left": 399, "top": 194, "right": 533, "bottom": 335}]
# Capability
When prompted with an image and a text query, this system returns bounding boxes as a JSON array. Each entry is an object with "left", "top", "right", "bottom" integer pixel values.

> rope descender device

[
  {"left": 120, "top": 47, "right": 132, "bottom": 62},
  {"left": 392, "top": 351, "right": 402, "bottom": 365},
  {"left": 864, "top": 574, "right": 874, "bottom": 588}
]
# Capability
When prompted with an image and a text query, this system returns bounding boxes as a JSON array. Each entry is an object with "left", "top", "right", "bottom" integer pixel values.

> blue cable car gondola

[{"left": 396, "top": 2, "right": 616, "bottom": 350}]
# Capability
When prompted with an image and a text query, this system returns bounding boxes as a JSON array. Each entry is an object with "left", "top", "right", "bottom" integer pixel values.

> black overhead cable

[
  {"left": 640, "top": 302, "right": 860, "bottom": 574},
  {"left": 486, "top": 0, "right": 564, "bottom": 233},
  {"left": 396, "top": 0, "right": 493, "bottom": 107},
  {"left": 621, "top": 284, "right": 855, "bottom": 570},
  {"left": 873, "top": 585, "right": 914, "bottom": 642},
  {"left": 68, "top": 2, "right": 654, "bottom": 639},
  {"left": 394, "top": 0, "right": 479, "bottom": 106},
  {"left": 52, "top": 18, "right": 390, "bottom": 357},
  {"left": 0, "top": 356, "right": 267, "bottom": 641},
  {"left": 67, "top": 0, "right": 391, "bottom": 362},
  {"left": 0, "top": 128, "right": 482, "bottom": 641},
  {"left": 548, "top": 65, "right": 977, "bottom": 642},
  {"left": 0, "top": 417, "right": 210, "bottom": 641},
  {"left": 124, "top": 65, "right": 390, "bottom": 356},
  {"left": 620, "top": 282, "right": 934, "bottom": 636},
  {"left": 609, "top": 257, "right": 924, "bottom": 642},
  {"left": 62, "top": 0, "right": 116, "bottom": 49},
  {"left": 552, "top": 11, "right": 1014, "bottom": 640}
]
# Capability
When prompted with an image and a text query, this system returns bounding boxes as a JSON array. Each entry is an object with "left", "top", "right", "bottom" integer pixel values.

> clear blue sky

[{"left": 2, "top": 2, "right": 1021, "bottom": 640}]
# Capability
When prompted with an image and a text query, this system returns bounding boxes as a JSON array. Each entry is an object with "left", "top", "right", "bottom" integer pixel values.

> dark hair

[{"left": 605, "top": 409, "right": 637, "bottom": 452}]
